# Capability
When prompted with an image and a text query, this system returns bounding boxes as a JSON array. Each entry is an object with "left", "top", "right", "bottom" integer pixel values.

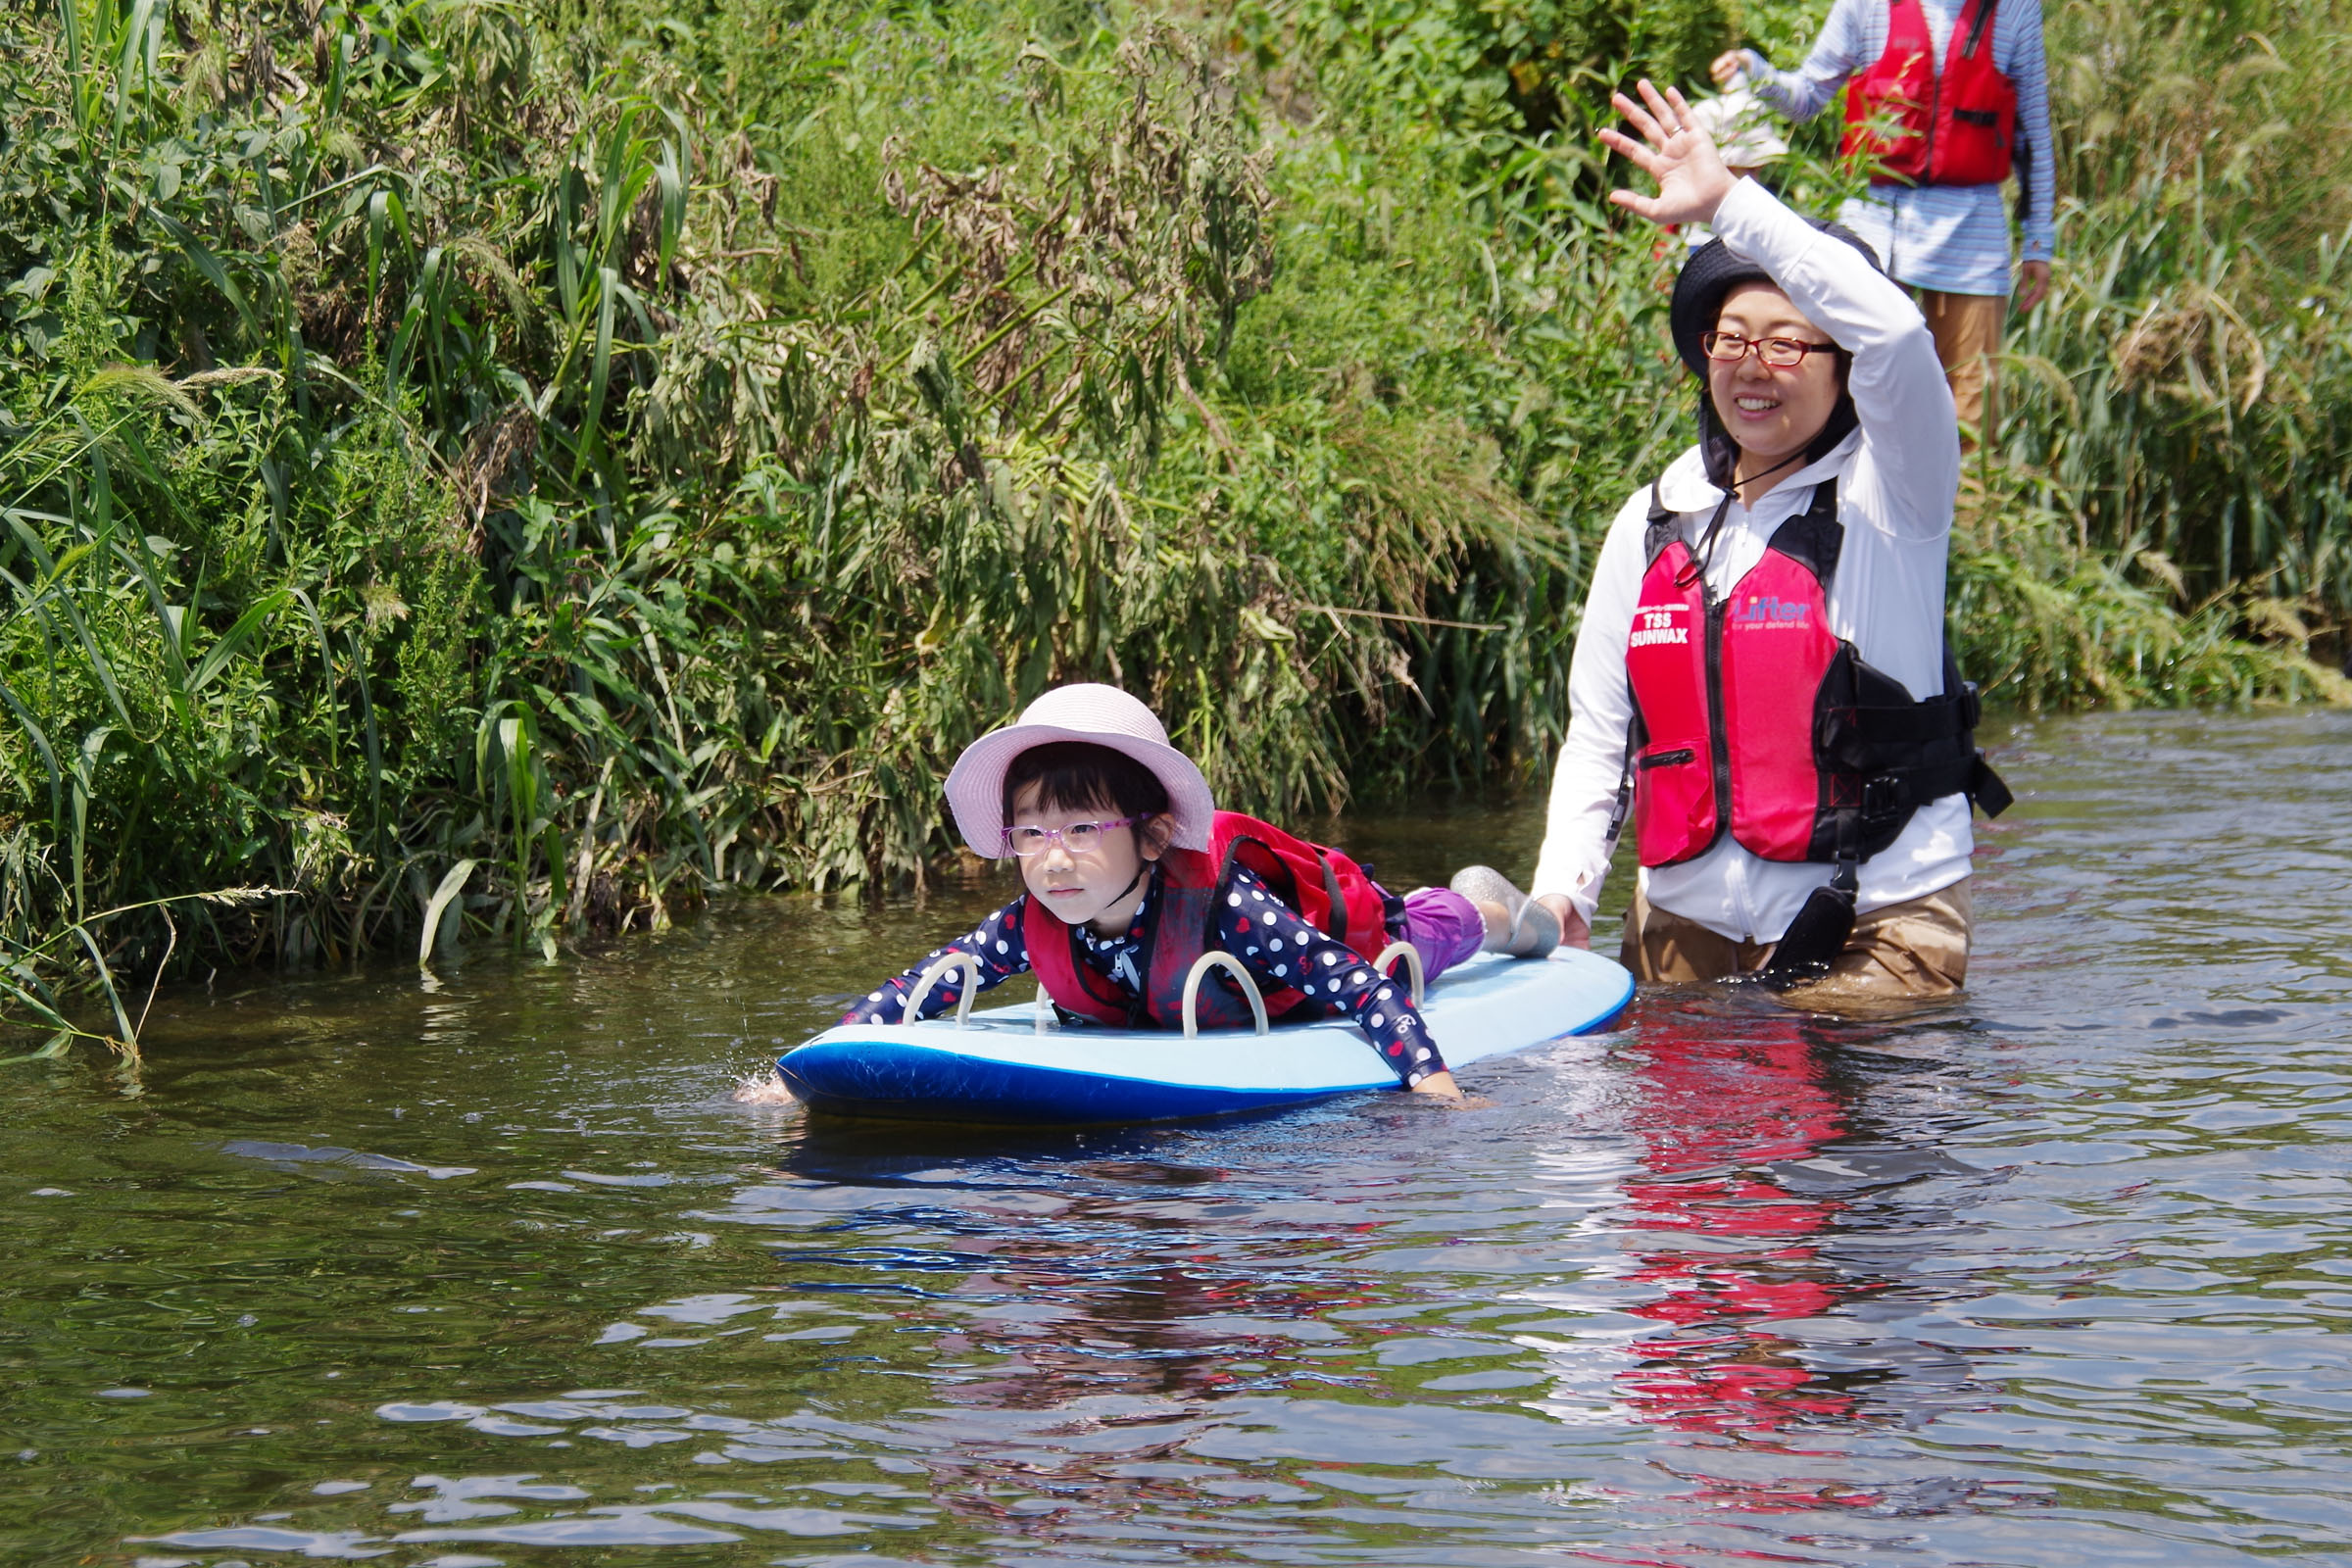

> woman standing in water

[{"left": 1529, "top": 81, "right": 2007, "bottom": 997}]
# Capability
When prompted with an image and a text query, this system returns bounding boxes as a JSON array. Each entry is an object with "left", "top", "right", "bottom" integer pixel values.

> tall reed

[{"left": 1992, "top": 0, "right": 2352, "bottom": 656}]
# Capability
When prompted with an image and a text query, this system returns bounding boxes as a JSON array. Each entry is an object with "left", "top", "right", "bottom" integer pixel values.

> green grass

[{"left": 0, "top": 0, "right": 2345, "bottom": 1050}]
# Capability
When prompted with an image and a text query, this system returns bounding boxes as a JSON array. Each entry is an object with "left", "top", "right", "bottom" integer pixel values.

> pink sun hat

[{"left": 944, "top": 684, "right": 1216, "bottom": 858}]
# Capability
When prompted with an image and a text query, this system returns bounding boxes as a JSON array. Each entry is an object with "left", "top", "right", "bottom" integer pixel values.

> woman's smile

[{"left": 1707, "top": 282, "right": 1844, "bottom": 486}]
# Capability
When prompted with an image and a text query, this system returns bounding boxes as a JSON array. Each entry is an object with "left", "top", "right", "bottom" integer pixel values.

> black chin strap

[
  {"left": 1108, "top": 861, "right": 1150, "bottom": 908},
  {"left": 1677, "top": 445, "right": 1815, "bottom": 592}
]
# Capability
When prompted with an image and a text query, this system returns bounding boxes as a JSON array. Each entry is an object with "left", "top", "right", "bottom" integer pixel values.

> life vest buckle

[
  {"left": 1860, "top": 773, "right": 1906, "bottom": 823},
  {"left": 1957, "top": 680, "right": 1984, "bottom": 732}
]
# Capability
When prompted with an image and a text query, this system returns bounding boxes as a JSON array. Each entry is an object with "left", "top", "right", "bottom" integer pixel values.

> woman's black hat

[{"left": 1668, "top": 222, "right": 1885, "bottom": 378}]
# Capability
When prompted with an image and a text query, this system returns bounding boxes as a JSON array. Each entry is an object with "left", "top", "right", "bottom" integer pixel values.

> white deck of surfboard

[{"left": 796, "top": 949, "right": 1633, "bottom": 1093}]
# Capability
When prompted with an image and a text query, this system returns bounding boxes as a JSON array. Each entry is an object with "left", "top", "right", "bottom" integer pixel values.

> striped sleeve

[
  {"left": 1749, "top": 0, "right": 1875, "bottom": 122},
  {"left": 1998, "top": 0, "right": 2056, "bottom": 262}
]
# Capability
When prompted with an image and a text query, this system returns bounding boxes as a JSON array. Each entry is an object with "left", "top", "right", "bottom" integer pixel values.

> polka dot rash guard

[{"left": 842, "top": 864, "right": 1448, "bottom": 1087}]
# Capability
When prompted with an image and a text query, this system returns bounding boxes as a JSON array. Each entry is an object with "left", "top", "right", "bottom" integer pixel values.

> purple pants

[{"left": 1400, "top": 887, "right": 1485, "bottom": 982}]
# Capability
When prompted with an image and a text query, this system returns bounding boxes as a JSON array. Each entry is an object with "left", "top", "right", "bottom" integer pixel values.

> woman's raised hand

[{"left": 1601, "top": 78, "right": 1737, "bottom": 229}]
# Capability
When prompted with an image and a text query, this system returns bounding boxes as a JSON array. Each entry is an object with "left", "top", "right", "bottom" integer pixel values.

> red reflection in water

[{"left": 1613, "top": 1005, "right": 1876, "bottom": 1449}]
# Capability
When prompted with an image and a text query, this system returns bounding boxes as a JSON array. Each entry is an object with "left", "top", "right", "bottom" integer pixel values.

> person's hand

[
  {"left": 1410, "top": 1069, "right": 1464, "bottom": 1102},
  {"left": 1710, "top": 49, "right": 1752, "bottom": 88},
  {"left": 1601, "top": 79, "right": 1738, "bottom": 230},
  {"left": 2015, "top": 260, "right": 2051, "bottom": 313},
  {"left": 1536, "top": 894, "right": 1591, "bottom": 952},
  {"left": 733, "top": 1070, "right": 799, "bottom": 1105}
]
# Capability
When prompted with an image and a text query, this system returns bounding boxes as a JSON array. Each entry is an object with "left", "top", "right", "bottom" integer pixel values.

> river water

[{"left": 4, "top": 710, "right": 2349, "bottom": 1566}]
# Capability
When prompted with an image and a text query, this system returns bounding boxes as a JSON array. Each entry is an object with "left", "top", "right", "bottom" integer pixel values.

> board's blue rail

[{"left": 777, "top": 949, "right": 1634, "bottom": 1125}]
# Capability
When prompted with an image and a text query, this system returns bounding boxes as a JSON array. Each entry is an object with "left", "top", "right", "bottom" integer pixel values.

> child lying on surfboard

[{"left": 844, "top": 684, "right": 1561, "bottom": 1100}]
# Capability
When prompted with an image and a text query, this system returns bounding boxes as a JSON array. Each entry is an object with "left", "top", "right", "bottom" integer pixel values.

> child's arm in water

[
  {"left": 843, "top": 897, "right": 1033, "bottom": 1025},
  {"left": 1217, "top": 866, "right": 1463, "bottom": 1100}
]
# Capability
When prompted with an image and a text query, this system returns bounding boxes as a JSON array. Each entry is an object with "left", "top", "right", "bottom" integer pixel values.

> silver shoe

[{"left": 1447, "top": 865, "right": 1561, "bottom": 956}]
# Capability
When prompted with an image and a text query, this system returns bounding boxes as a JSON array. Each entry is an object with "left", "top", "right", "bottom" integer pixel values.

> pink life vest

[
  {"left": 1620, "top": 479, "right": 2006, "bottom": 874},
  {"left": 1026, "top": 811, "right": 1396, "bottom": 1030},
  {"left": 1841, "top": 0, "right": 2019, "bottom": 187}
]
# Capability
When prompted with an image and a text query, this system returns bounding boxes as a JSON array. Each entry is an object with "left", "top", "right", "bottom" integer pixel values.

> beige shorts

[
  {"left": 1618, "top": 877, "right": 1973, "bottom": 999},
  {"left": 1919, "top": 288, "right": 2003, "bottom": 445}
]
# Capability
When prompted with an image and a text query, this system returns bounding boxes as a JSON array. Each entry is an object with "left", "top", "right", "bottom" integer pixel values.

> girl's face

[
  {"left": 1008, "top": 781, "right": 1168, "bottom": 933},
  {"left": 1707, "top": 281, "right": 1843, "bottom": 471}
]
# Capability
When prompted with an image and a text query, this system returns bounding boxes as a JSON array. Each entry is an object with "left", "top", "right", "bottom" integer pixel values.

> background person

[
  {"left": 1528, "top": 81, "right": 2006, "bottom": 997},
  {"left": 1711, "top": 0, "right": 2055, "bottom": 442}
]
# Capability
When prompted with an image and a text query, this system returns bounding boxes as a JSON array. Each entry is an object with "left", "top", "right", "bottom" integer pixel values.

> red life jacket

[
  {"left": 1619, "top": 479, "right": 2008, "bottom": 874},
  {"left": 1026, "top": 811, "right": 1395, "bottom": 1030},
  {"left": 1840, "top": 0, "right": 2018, "bottom": 187}
]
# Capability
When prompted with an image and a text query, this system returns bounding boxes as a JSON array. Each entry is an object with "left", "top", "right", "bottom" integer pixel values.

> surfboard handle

[
  {"left": 1181, "top": 952, "right": 1269, "bottom": 1039},
  {"left": 1372, "top": 941, "right": 1426, "bottom": 1007},
  {"left": 903, "top": 951, "right": 980, "bottom": 1029}
]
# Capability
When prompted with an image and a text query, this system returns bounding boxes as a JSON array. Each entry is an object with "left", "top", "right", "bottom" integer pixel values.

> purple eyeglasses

[{"left": 1002, "top": 816, "right": 1142, "bottom": 858}]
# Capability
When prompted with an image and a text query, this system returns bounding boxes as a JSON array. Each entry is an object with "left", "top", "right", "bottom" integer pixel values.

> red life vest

[
  {"left": 1620, "top": 479, "right": 2007, "bottom": 874},
  {"left": 1840, "top": 0, "right": 2018, "bottom": 187},
  {"left": 1027, "top": 811, "right": 1396, "bottom": 1030}
]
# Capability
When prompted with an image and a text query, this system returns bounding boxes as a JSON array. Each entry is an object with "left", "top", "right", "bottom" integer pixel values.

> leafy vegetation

[
  {"left": 0, "top": 0, "right": 2346, "bottom": 1051},
  {"left": 1980, "top": 0, "right": 2352, "bottom": 683}
]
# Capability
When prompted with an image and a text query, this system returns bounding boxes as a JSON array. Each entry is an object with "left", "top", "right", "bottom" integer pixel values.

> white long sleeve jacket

[{"left": 1530, "top": 178, "right": 1974, "bottom": 943}]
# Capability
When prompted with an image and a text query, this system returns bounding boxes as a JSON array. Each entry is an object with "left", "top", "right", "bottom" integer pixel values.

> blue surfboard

[{"left": 776, "top": 949, "right": 1634, "bottom": 1125}]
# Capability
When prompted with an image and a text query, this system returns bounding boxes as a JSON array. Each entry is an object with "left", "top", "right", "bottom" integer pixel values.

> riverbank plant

[{"left": 1, "top": 0, "right": 2346, "bottom": 1050}]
